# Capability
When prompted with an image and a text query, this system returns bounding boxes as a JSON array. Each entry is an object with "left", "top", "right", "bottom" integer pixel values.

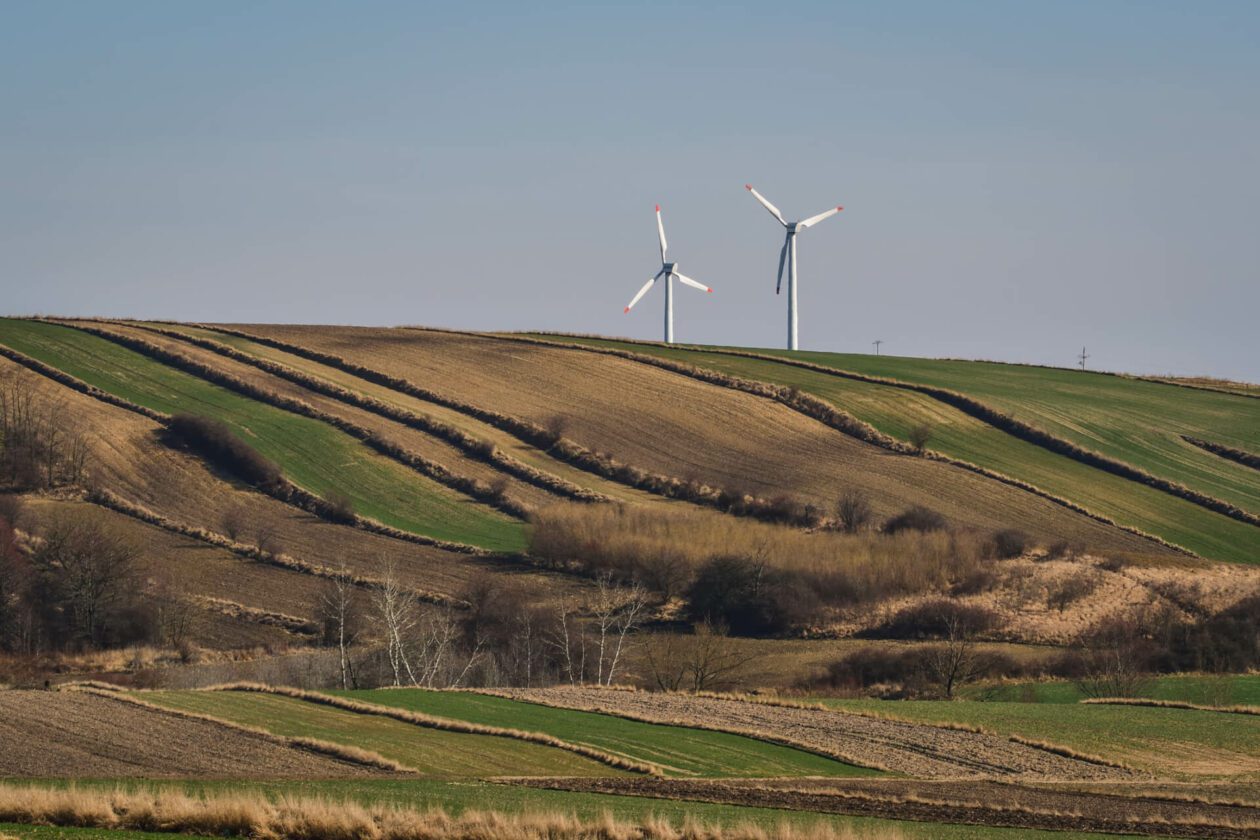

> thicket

[
  {"left": 165, "top": 414, "right": 283, "bottom": 488},
  {"left": 0, "top": 370, "right": 89, "bottom": 491}
]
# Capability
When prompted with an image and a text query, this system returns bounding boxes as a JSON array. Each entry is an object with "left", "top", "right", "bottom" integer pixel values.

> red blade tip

[
  {"left": 837, "top": 206, "right": 844, "bottom": 211},
  {"left": 707, "top": 288, "right": 713, "bottom": 293},
  {"left": 744, "top": 184, "right": 752, "bottom": 190},
  {"left": 623, "top": 306, "right": 631, "bottom": 313},
  {"left": 655, "top": 204, "right": 660, "bottom": 212}
]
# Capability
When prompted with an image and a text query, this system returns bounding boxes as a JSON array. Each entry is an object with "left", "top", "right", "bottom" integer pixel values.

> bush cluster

[{"left": 165, "top": 414, "right": 283, "bottom": 488}]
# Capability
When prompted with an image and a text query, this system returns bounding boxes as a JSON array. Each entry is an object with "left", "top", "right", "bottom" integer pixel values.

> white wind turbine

[
  {"left": 624, "top": 204, "right": 712, "bottom": 343},
  {"left": 745, "top": 184, "right": 843, "bottom": 350}
]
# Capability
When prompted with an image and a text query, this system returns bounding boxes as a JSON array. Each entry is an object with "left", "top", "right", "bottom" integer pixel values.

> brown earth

[
  {"left": 516, "top": 776, "right": 1260, "bottom": 839},
  {"left": 498, "top": 687, "right": 1131, "bottom": 780},
  {"left": 226, "top": 325, "right": 1168, "bottom": 551},
  {"left": 0, "top": 690, "right": 382, "bottom": 778}
]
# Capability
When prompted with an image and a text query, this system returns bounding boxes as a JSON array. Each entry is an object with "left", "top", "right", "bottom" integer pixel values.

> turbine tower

[
  {"left": 624, "top": 204, "right": 712, "bottom": 343},
  {"left": 745, "top": 185, "right": 843, "bottom": 350}
]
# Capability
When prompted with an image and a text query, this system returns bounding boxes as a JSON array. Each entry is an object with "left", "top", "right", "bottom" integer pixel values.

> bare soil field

[
  {"left": 229, "top": 325, "right": 1166, "bottom": 551},
  {"left": 497, "top": 687, "right": 1130, "bottom": 780},
  {"left": 518, "top": 776, "right": 1260, "bottom": 838},
  {"left": 0, "top": 356, "right": 588, "bottom": 610},
  {"left": 0, "top": 690, "right": 382, "bottom": 778}
]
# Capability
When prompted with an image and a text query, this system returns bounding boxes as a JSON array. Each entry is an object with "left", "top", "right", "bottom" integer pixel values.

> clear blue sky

[{"left": 3, "top": 1, "right": 1257, "bottom": 379}]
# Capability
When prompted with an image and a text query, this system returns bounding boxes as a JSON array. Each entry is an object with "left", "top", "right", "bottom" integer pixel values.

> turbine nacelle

[{"left": 662, "top": 262, "right": 678, "bottom": 273}]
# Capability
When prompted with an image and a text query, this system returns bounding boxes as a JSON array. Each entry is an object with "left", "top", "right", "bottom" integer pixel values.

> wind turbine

[
  {"left": 624, "top": 204, "right": 712, "bottom": 343},
  {"left": 745, "top": 184, "right": 843, "bottom": 351}
]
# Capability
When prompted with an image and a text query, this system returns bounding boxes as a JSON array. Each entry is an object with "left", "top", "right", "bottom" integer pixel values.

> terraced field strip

[
  {"left": 963, "top": 674, "right": 1260, "bottom": 705},
  {"left": 815, "top": 698, "right": 1260, "bottom": 778},
  {"left": 536, "top": 336, "right": 1260, "bottom": 564},
  {"left": 342, "top": 688, "right": 877, "bottom": 778},
  {"left": 139, "top": 690, "right": 620, "bottom": 778},
  {"left": 0, "top": 319, "right": 525, "bottom": 552},
  {"left": 232, "top": 325, "right": 1165, "bottom": 552},
  {"left": 0, "top": 691, "right": 378, "bottom": 779},
  {"left": 172, "top": 322, "right": 683, "bottom": 508},
  {"left": 710, "top": 343, "right": 1260, "bottom": 516},
  {"left": 501, "top": 687, "right": 1130, "bottom": 780}
]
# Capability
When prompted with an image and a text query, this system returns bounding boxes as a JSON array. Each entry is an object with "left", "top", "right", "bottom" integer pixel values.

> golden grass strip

[
  {"left": 124, "top": 319, "right": 613, "bottom": 505},
  {"left": 0, "top": 782, "right": 899, "bottom": 840},
  {"left": 70, "top": 687, "right": 412, "bottom": 773},
  {"left": 1080, "top": 697, "right": 1260, "bottom": 716},
  {"left": 204, "top": 682, "right": 662, "bottom": 776},
  {"left": 1182, "top": 436, "right": 1260, "bottom": 473}
]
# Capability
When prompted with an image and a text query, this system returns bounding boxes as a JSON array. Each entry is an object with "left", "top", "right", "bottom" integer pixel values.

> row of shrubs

[{"left": 61, "top": 322, "right": 532, "bottom": 520}]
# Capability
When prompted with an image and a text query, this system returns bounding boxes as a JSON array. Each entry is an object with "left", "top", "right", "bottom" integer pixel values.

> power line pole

[
  {"left": 873, "top": 339, "right": 883, "bottom": 356},
  {"left": 1077, "top": 346, "right": 1089, "bottom": 371}
]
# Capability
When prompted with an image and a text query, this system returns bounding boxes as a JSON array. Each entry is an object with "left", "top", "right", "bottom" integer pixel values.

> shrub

[
  {"left": 883, "top": 505, "right": 946, "bottom": 535},
  {"left": 1047, "top": 573, "right": 1099, "bottom": 612},
  {"left": 165, "top": 414, "right": 282, "bottom": 488},
  {"left": 990, "top": 528, "right": 1031, "bottom": 559},
  {"left": 908, "top": 423, "right": 933, "bottom": 450},
  {"left": 835, "top": 489, "right": 873, "bottom": 534},
  {"left": 867, "top": 598, "right": 999, "bottom": 640},
  {"left": 684, "top": 556, "right": 820, "bottom": 636},
  {"left": 322, "top": 492, "right": 356, "bottom": 524}
]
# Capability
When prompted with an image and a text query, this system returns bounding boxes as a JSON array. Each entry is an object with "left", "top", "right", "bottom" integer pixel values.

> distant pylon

[
  {"left": 1077, "top": 346, "right": 1090, "bottom": 370},
  {"left": 873, "top": 339, "right": 883, "bottom": 355}
]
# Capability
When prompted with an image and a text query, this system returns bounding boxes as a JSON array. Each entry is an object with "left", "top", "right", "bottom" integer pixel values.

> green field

[
  {"left": 0, "top": 780, "right": 1150, "bottom": 840},
  {"left": 338, "top": 688, "right": 876, "bottom": 778},
  {"left": 963, "top": 673, "right": 1260, "bottom": 705},
  {"left": 139, "top": 690, "right": 614, "bottom": 777},
  {"left": 0, "top": 319, "right": 525, "bottom": 551},
  {"left": 539, "top": 335, "right": 1260, "bottom": 564},
  {"left": 814, "top": 697, "right": 1260, "bottom": 778}
]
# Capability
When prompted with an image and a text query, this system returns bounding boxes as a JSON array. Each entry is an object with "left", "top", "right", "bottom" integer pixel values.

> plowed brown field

[
  {"left": 227, "top": 325, "right": 1165, "bottom": 551},
  {"left": 0, "top": 691, "right": 382, "bottom": 777}
]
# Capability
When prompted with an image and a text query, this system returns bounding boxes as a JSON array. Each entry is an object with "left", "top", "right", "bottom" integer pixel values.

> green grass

[
  {"left": 962, "top": 673, "right": 1260, "bottom": 705},
  {"left": 813, "top": 697, "right": 1260, "bottom": 778},
  {"left": 337, "top": 688, "right": 877, "bottom": 778},
  {"left": 0, "top": 319, "right": 525, "bottom": 551},
  {"left": 541, "top": 335, "right": 1260, "bottom": 564},
  {"left": 0, "top": 826, "right": 176, "bottom": 840},
  {"left": 0, "top": 780, "right": 1150, "bottom": 840},
  {"left": 138, "top": 690, "right": 615, "bottom": 777}
]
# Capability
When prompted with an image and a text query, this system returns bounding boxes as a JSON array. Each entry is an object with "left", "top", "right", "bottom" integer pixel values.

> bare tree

[
  {"left": 373, "top": 558, "right": 418, "bottom": 686},
  {"left": 1076, "top": 617, "right": 1152, "bottom": 699},
  {"left": 642, "top": 622, "right": 762, "bottom": 692},
  {"left": 590, "top": 576, "right": 648, "bottom": 686},
  {"left": 835, "top": 488, "right": 873, "bottom": 534},
  {"left": 923, "top": 611, "right": 986, "bottom": 698},
  {"left": 220, "top": 504, "right": 249, "bottom": 542},
  {"left": 319, "top": 565, "right": 361, "bottom": 690}
]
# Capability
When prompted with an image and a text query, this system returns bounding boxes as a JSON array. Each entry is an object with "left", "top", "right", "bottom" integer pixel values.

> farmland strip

[
  {"left": 472, "top": 331, "right": 1197, "bottom": 556},
  {"left": 1183, "top": 436, "right": 1260, "bottom": 472},
  {"left": 205, "top": 683, "right": 661, "bottom": 776},
  {"left": 51, "top": 319, "right": 533, "bottom": 521},
  {"left": 190, "top": 324, "right": 830, "bottom": 524},
  {"left": 122, "top": 319, "right": 613, "bottom": 505},
  {"left": 0, "top": 335, "right": 496, "bottom": 555},
  {"left": 532, "top": 332, "right": 1260, "bottom": 530}
]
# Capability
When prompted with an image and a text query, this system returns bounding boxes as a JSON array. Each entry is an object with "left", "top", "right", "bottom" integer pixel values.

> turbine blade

[
  {"left": 798, "top": 205, "right": 843, "bottom": 229},
  {"left": 745, "top": 184, "right": 786, "bottom": 225},
  {"left": 655, "top": 204, "right": 668, "bottom": 262},
  {"left": 624, "top": 275, "right": 657, "bottom": 312},
  {"left": 776, "top": 237, "right": 788, "bottom": 295},
  {"left": 673, "top": 272, "right": 712, "bottom": 294}
]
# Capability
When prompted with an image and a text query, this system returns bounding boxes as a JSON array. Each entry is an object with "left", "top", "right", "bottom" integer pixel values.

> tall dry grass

[
  {"left": 0, "top": 783, "right": 902, "bottom": 840},
  {"left": 530, "top": 505, "right": 993, "bottom": 606}
]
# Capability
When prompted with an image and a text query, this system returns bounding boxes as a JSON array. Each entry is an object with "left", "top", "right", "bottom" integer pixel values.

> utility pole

[
  {"left": 1077, "top": 346, "right": 1089, "bottom": 371},
  {"left": 873, "top": 339, "right": 883, "bottom": 356}
]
